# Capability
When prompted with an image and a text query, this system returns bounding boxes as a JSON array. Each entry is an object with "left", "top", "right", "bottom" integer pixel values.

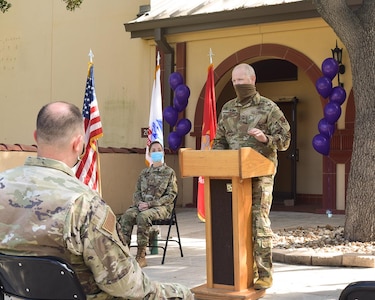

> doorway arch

[{"left": 191, "top": 43, "right": 354, "bottom": 213}]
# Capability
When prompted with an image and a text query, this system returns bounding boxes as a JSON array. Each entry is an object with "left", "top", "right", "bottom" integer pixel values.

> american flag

[{"left": 75, "top": 62, "right": 103, "bottom": 192}]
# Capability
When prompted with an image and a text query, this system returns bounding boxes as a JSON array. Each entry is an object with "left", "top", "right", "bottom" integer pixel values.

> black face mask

[{"left": 233, "top": 84, "right": 257, "bottom": 103}]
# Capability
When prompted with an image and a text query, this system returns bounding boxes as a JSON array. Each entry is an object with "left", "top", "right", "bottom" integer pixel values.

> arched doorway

[{"left": 191, "top": 43, "right": 354, "bottom": 213}]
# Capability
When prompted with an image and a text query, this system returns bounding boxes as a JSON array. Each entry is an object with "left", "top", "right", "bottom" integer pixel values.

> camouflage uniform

[
  {"left": 119, "top": 164, "right": 177, "bottom": 247},
  {"left": 212, "top": 92, "right": 291, "bottom": 284},
  {"left": 0, "top": 157, "right": 193, "bottom": 300}
]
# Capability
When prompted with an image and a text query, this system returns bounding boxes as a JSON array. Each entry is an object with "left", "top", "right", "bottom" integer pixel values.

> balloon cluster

[
  {"left": 163, "top": 72, "right": 192, "bottom": 151},
  {"left": 313, "top": 58, "right": 347, "bottom": 156}
]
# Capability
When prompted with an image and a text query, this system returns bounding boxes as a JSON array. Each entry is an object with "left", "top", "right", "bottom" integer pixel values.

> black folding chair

[
  {"left": 151, "top": 197, "right": 183, "bottom": 264},
  {"left": 338, "top": 281, "right": 375, "bottom": 299},
  {"left": 0, "top": 253, "right": 86, "bottom": 300}
]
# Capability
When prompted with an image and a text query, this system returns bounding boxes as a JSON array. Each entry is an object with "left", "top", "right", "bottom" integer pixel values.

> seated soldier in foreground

[{"left": 0, "top": 101, "right": 193, "bottom": 300}]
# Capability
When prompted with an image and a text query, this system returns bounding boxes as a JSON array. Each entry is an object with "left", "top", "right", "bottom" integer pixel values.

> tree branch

[
  {"left": 0, "top": 0, "right": 11, "bottom": 13},
  {"left": 355, "top": 0, "right": 375, "bottom": 31},
  {"left": 313, "top": 0, "right": 365, "bottom": 49},
  {"left": 0, "top": 0, "right": 83, "bottom": 13},
  {"left": 61, "top": 0, "right": 83, "bottom": 11}
]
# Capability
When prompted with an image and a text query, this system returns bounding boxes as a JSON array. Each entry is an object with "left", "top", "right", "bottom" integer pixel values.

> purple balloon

[
  {"left": 312, "top": 133, "right": 330, "bottom": 156},
  {"left": 324, "top": 102, "right": 341, "bottom": 124},
  {"left": 318, "top": 118, "right": 335, "bottom": 138},
  {"left": 175, "top": 84, "right": 190, "bottom": 103},
  {"left": 173, "top": 96, "right": 188, "bottom": 112},
  {"left": 322, "top": 58, "right": 339, "bottom": 80},
  {"left": 169, "top": 72, "right": 184, "bottom": 91},
  {"left": 316, "top": 76, "right": 333, "bottom": 98},
  {"left": 168, "top": 131, "right": 182, "bottom": 151},
  {"left": 329, "top": 86, "right": 347, "bottom": 105},
  {"left": 175, "top": 118, "right": 192, "bottom": 136},
  {"left": 163, "top": 106, "right": 178, "bottom": 127}
]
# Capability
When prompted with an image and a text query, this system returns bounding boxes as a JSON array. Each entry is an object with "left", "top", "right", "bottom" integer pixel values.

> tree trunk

[{"left": 313, "top": 0, "right": 375, "bottom": 241}]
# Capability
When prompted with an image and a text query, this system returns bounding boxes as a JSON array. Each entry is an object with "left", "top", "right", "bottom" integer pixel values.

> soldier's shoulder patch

[{"left": 101, "top": 209, "right": 116, "bottom": 235}]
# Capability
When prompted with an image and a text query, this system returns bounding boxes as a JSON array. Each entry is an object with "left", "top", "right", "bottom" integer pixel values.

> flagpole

[{"left": 97, "top": 143, "right": 102, "bottom": 196}]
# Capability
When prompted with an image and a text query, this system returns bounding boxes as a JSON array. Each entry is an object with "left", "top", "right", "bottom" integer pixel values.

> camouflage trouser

[
  {"left": 119, "top": 206, "right": 171, "bottom": 247},
  {"left": 252, "top": 175, "right": 274, "bottom": 281}
]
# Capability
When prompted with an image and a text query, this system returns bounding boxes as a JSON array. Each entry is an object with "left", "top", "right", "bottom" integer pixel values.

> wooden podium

[{"left": 179, "top": 147, "right": 275, "bottom": 300}]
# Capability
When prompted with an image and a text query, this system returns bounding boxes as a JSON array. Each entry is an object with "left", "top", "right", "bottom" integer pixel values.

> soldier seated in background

[{"left": 119, "top": 140, "right": 177, "bottom": 268}]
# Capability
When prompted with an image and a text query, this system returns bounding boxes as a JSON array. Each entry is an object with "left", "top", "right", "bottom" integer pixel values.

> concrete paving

[{"left": 132, "top": 208, "right": 375, "bottom": 300}]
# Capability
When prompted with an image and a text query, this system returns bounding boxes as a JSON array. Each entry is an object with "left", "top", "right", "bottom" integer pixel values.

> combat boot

[
  {"left": 254, "top": 276, "right": 273, "bottom": 290},
  {"left": 136, "top": 246, "right": 147, "bottom": 268}
]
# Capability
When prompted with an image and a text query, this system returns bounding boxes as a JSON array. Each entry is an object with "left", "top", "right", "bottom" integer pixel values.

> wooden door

[{"left": 273, "top": 98, "right": 298, "bottom": 203}]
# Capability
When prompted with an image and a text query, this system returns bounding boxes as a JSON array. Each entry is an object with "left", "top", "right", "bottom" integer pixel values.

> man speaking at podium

[{"left": 212, "top": 63, "right": 291, "bottom": 290}]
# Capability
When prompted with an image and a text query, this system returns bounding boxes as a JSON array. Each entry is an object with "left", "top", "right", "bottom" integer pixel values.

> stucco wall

[
  {"left": 99, "top": 151, "right": 191, "bottom": 213},
  {"left": 0, "top": 0, "right": 148, "bottom": 147}
]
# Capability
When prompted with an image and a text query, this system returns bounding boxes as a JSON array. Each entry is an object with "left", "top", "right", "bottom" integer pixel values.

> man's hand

[
  {"left": 248, "top": 128, "right": 268, "bottom": 143},
  {"left": 138, "top": 201, "right": 149, "bottom": 211}
]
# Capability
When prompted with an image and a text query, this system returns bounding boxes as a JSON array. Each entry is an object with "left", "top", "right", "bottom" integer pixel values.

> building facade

[{"left": 0, "top": 0, "right": 357, "bottom": 212}]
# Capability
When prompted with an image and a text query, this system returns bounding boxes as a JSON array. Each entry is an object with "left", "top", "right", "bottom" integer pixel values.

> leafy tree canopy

[
  {"left": 0, "top": 0, "right": 83, "bottom": 13},
  {"left": 0, "top": 0, "right": 10, "bottom": 13}
]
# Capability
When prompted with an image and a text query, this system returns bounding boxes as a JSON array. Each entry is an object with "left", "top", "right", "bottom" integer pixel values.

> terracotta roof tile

[
  {"left": 0, "top": 144, "right": 177, "bottom": 155},
  {"left": 98, "top": 147, "right": 113, "bottom": 153},
  {"left": 15, "top": 144, "right": 38, "bottom": 152},
  {"left": 3, "top": 144, "right": 22, "bottom": 151}
]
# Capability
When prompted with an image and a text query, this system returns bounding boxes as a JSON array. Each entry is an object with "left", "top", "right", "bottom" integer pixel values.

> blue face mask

[{"left": 150, "top": 152, "right": 164, "bottom": 163}]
